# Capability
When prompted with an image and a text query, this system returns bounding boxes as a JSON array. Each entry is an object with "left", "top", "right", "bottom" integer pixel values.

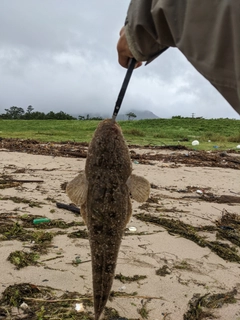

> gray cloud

[{"left": 0, "top": 0, "right": 239, "bottom": 119}]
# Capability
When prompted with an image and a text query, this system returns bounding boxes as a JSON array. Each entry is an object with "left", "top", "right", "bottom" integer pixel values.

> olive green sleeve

[
  {"left": 124, "top": 0, "right": 240, "bottom": 114},
  {"left": 124, "top": 0, "right": 172, "bottom": 62}
]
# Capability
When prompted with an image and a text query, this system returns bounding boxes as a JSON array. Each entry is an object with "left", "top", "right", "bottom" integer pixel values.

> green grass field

[{"left": 0, "top": 118, "right": 240, "bottom": 151}]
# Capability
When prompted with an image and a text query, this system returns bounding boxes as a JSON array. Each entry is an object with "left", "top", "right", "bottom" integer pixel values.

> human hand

[{"left": 117, "top": 26, "right": 142, "bottom": 68}]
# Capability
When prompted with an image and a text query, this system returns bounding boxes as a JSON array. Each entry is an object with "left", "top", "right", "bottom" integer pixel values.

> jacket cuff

[{"left": 125, "top": 23, "right": 168, "bottom": 64}]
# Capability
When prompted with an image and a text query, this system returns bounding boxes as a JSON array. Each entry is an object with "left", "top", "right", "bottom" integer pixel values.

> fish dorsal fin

[
  {"left": 66, "top": 171, "right": 88, "bottom": 206},
  {"left": 127, "top": 174, "right": 150, "bottom": 202}
]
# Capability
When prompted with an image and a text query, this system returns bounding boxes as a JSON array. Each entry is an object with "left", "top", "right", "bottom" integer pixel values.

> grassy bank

[{"left": 0, "top": 118, "right": 239, "bottom": 150}]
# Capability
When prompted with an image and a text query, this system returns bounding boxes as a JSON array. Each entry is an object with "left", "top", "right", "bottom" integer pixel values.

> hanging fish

[{"left": 66, "top": 119, "right": 150, "bottom": 320}]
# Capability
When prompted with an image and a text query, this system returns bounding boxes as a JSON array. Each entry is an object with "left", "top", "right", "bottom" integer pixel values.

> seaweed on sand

[
  {"left": 0, "top": 180, "right": 21, "bottom": 189},
  {"left": 7, "top": 250, "right": 39, "bottom": 269},
  {"left": 216, "top": 210, "right": 240, "bottom": 247},
  {"left": 0, "top": 283, "right": 94, "bottom": 320},
  {"left": 156, "top": 265, "right": 171, "bottom": 277},
  {"left": 20, "top": 214, "right": 85, "bottom": 229},
  {"left": 114, "top": 273, "right": 147, "bottom": 283},
  {"left": 68, "top": 229, "right": 89, "bottom": 239},
  {"left": 0, "top": 222, "right": 53, "bottom": 244},
  {"left": 0, "top": 195, "right": 43, "bottom": 207},
  {"left": 0, "top": 283, "right": 43, "bottom": 307},
  {"left": 0, "top": 222, "right": 54, "bottom": 255},
  {"left": 136, "top": 213, "right": 240, "bottom": 263},
  {"left": 104, "top": 307, "right": 120, "bottom": 318},
  {"left": 183, "top": 289, "right": 237, "bottom": 320},
  {"left": 174, "top": 260, "right": 193, "bottom": 271},
  {"left": 137, "top": 299, "right": 150, "bottom": 319},
  {"left": 0, "top": 283, "right": 141, "bottom": 320}
]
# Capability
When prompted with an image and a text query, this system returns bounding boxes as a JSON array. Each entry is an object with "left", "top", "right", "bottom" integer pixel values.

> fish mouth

[
  {"left": 102, "top": 118, "right": 120, "bottom": 127},
  {"left": 96, "top": 119, "right": 121, "bottom": 137}
]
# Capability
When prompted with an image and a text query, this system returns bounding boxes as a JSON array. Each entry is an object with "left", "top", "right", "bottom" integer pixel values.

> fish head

[{"left": 85, "top": 119, "right": 132, "bottom": 181}]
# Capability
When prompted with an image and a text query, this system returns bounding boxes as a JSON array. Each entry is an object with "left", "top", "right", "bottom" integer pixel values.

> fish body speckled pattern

[{"left": 66, "top": 119, "right": 150, "bottom": 320}]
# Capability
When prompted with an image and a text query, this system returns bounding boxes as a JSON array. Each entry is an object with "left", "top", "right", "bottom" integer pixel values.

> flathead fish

[{"left": 66, "top": 119, "right": 150, "bottom": 320}]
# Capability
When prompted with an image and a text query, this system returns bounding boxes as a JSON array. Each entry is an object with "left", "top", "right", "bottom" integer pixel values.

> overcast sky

[{"left": 1, "top": 0, "right": 239, "bottom": 119}]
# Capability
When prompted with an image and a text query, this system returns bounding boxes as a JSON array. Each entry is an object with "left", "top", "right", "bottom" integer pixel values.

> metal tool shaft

[{"left": 112, "top": 58, "right": 136, "bottom": 120}]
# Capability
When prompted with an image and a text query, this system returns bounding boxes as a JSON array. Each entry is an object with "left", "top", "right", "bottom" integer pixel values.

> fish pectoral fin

[
  {"left": 66, "top": 171, "right": 88, "bottom": 206},
  {"left": 127, "top": 174, "right": 150, "bottom": 202}
]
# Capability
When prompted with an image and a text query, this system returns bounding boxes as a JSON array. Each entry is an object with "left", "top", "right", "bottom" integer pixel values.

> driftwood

[
  {"left": 0, "top": 178, "right": 43, "bottom": 183},
  {"left": 11, "top": 179, "right": 44, "bottom": 183},
  {"left": 56, "top": 202, "right": 80, "bottom": 214}
]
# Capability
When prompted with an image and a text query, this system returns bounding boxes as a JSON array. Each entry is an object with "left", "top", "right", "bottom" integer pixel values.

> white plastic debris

[
  {"left": 119, "top": 285, "right": 126, "bottom": 291},
  {"left": 208, "top": 140, "right": 211, "bottom": 142},
  {"left": 236, "top": 145, "right": 240, "bottom": 149},
  {"left": 192, "top": 140, "right": 199, "bottom": 146},
  {"left": 20, "top": 302, "right": 29, "bottom": 310},
  {"left": 75, "top": 303, "right": 84, "bottom": 312},
  {"left": 196, "top": 190, "right": 203, "bottom": 195},
  {"left": 128, "top": 227, "right": 137, "bottom": 232}
]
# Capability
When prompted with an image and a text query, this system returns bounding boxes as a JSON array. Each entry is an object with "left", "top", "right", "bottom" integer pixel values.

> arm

[
  {"left": 117, "top": 0, "right": 172, "bottom": 68},
  {"left": 117, "top": 0, "right": 240, "bottom": 114}
]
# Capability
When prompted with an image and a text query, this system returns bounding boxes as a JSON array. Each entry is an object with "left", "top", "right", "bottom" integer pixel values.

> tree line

[
  {"left": 0, "top": 106, "right": 137, "bottom": 121},
  {"left": 0, "top": 106, "right": 76, "bottom": 120}
]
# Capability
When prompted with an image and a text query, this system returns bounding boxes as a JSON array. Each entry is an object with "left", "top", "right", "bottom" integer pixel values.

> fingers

[
  {"left": 117, "top": 27, "right": 133, "bottom": 68},
  {"left": 119, "top": 26, "right": 125, "bottom": 37},
  {"left": 117, "top": 26, "right": 142, "bottom": 69}
]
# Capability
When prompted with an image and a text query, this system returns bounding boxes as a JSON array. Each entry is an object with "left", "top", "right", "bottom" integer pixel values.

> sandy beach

[{"left": 0, "top": 142, "right": 240, "bottom": 319}]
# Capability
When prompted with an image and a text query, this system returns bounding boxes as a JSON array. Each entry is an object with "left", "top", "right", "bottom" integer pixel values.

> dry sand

[{"left": 0, "top": 147, "right": 240, "bottom": 319}]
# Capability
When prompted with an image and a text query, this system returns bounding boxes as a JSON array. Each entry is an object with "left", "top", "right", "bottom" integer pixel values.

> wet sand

[{"left": 0, "top": 146, "right": 240, "bottom": 319}]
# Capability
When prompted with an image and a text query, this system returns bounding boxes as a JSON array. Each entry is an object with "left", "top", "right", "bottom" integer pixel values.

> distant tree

[
  {"left": 90, "top": 117, "right": 103, "bottom": 120},
  {"left": 4, "top": 106, "right": 25, "bottom": 119},
  {"left": 126, "top": 112, "right": 137, "bottom": 121},
  {"left": 55, "top": 111, "right": 65, "bottom": 119},
  {"left": 46, "top": 111, "right": 56, "bottom": 119},
  {"left": 78, "top": 115, "right": 85, "bottom": 120},
  {"left": 26, "top": 105, "right": 34, "bottom": 114},
  {"left": 30, "top": 111, "right": 46, "bottom": 120},
  {"left": 172, "top": 115, "right": 183, "bottom": 119},
  {"left": 86, "top": 114, "right": 90, "bottom": 120},
  {"left": 24, "top": 105, "right": 34, "bottom": 119}
]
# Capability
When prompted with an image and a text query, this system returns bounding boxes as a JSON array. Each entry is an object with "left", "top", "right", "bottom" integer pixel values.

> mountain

[
  {"left": 118, "top": 110, "right": 159, "bottom": 120},
  {"left": 72, "top": 110, "right": 159, "bottom": 120}
]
